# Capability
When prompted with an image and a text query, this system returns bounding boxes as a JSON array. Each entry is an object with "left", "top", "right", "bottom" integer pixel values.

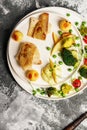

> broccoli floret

[
  {"left": 46, "top": 87, "right": 59, "bottom": 97},
  {"left": 79, "top": 65, "right": 87, "bottom": 78},
  {"left": 61, "top": 48, "right": 78, "bottom": 66}
]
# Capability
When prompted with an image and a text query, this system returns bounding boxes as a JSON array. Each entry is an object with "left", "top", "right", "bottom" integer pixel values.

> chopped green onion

[
  {"left": 58, "top": 90, "right": 62, "bottom": 94},
  {"left": 32, "top": 90, "right": 37, "bottom": 95},
  {"left": 58, "top": 90, "right": 66, "bottom": 97},
  {"left": 36, "top": 88, "right": 41, "bottom": 92},
  {"left": 36, "top": 88, "right": 46, "bottom": 95},
  {"left": 40, "top": 89, "right": 45, "bottom": 95},
  {"left": 61, "top": 92, "right": 66, "bottom": 97},
  {"left": 74, "top": 43, "right": 80, "bottom": 47}
]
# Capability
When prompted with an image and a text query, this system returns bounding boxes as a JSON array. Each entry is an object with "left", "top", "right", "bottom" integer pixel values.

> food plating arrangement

[{"left": 7, "top": 7, "right": 87, "bottom": 99}]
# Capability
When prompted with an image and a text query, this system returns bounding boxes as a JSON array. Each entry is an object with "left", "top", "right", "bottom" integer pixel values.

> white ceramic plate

[{"left": 7, "top": 7, "right": 87, "bottom": 100}]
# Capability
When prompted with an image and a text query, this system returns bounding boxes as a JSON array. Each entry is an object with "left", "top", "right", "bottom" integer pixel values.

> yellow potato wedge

[
  {"left": 52, "top": 32, "right": 59, "bottom": 44},
  {"left": 51, "top": 39, "right": 62, "bottom": 55},
  {"left": 61, "top": 32, "right": 71, "bottom": 38}
]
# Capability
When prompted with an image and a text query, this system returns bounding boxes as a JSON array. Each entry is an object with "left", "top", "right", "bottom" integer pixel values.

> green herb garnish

[
  {"left": 32, "top": 89, "right": 37, "bottom": 95},
  {"left": 59, "top": 91, "right": 66, "bottom": 97},
  {"left": 36, "top": 88, "right": 41, "bottom": 92},
  {"left": 74, "top": 43, "right": 80, "bottom": 47},
  {"left": 46, "top": 87, "right": 59, "bottom": 97},
  {"left": 39, "top": 89, "right": 46, "bottom": 95}
]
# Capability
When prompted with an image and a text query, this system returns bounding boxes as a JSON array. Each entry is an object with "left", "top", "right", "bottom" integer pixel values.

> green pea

[
  {"left": 75, "top": 22, "right": 79, "bottom": 26},
  {"left": 66, "top": 13, "right": 70, "bottom": 17},
  {"left": 54, "top": 64, "right": 57, "bottom": 68},
  {"left": 69, "top": 29, "right": 72, "bottom": 33},
  {"left": 58, "top": 52, "right": 61, "bottom": 56},
  {"left": 75, "top": 36, "right": 79, "bottom": 40},
  {"left": 58, "top": 61, "right": 63, "bottom": 65},
  {"left": 82, "top": 21, "right": 86, "bottom": 26},
  {"left": 75, "top": 88, "right": 79, "bottom": 92},
  {"left": 46, "top": 46, "right": 51, "bottom": 50},
  {"left": 52, "top": 54, "right": 57, "bottom": 58},
  {"left": 76, "top": 43, "right": 80, "bottom": 47},
  {"left": 49, "top": 69, "right": 53, "bottom": 72},
  {"left": 58, "top": 30, "right": 62, "bottom": 35},
  {"left": 68, "top": 68, "right": 72, "bottom": 72}
]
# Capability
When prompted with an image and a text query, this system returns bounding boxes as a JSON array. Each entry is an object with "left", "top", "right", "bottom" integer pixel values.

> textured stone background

[{"left": 0, "top": 0, "right": 87, "bottom": 130}]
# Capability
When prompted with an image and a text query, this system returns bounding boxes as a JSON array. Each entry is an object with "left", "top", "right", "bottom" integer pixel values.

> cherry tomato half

[
  {"left": 83, "top": 35, "right": 87, "bottom": 44},
  {"left": 84, "top": 58, "right": 87, "bottom": 66},
  {"left": 72, "top": 79, "right": 81, "bottom": 88}
]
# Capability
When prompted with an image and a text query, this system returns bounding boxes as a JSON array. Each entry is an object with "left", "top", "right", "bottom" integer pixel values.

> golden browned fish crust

[{"left": 16, "top": 42, "right": 41, "bottom": 70}]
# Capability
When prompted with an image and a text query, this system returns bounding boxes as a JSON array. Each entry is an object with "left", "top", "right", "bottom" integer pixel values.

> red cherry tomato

[
  {"left": 83, "top": 35, "right": 87, "bottom": 44},
  {"left": 84, "top": 35, "right": 87, "bottom": 39},
  {"left": 84, "top": 58, "right": 87, "bottom": 65},
  {"left": 72, "top": 79, "right": 81, "bottom": 88}
]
